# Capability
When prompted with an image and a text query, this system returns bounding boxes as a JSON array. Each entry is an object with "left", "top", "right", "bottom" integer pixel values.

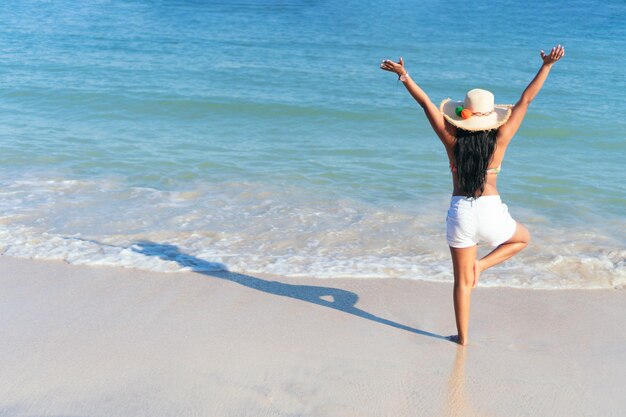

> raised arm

[
  {"left": 380, "top": 57, "right": 454, "bottom": 148},
  {"left": 498, "top": 44, "right": 565, "bottom": 144}
]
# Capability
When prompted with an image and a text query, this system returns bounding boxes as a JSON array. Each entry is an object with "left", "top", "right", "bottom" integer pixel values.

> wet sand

[{"left": 1, "top": 255, "right": 624, "bottom": 416}]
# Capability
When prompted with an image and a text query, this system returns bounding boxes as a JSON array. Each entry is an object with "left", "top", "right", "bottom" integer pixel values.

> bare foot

[
  {"left": 448, "top": 335, "right": 469, "bottom": 346},
  {"left": 472, "top": 259, "right": 482, "bottom": 288}
]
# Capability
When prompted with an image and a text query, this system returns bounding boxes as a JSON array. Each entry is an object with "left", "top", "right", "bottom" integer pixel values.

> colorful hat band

[{"left": 454, "top": 106, "right": 495, "bottom": 120}]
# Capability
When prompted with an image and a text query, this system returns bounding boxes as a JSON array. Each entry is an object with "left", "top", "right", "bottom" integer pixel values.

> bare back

[{"left": 442, "top": 120, "right": 513, "bottom": 197}]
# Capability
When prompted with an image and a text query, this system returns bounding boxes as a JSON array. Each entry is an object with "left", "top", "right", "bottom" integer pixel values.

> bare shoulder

[
  {"left": 497, "top": 101, "right": 529, "bottom": 146},
  {"left": 495, "top": 126, "right": 513, "bottom": 160},
  {"left": 441, "top": 119, "right": 457, "bottom": 150}
]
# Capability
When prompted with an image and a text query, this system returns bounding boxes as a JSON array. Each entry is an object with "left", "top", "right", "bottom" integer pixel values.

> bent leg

[
  {"left": 450, "top": 245, "right": 477, "bottom": 346},
  {"left": 477, "top": 221, "right": 531, "bottom": 275}
]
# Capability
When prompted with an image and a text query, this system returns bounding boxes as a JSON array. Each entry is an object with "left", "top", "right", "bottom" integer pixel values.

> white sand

[{"left": 1, "top": 255, "right": 625, "bottom": 417}]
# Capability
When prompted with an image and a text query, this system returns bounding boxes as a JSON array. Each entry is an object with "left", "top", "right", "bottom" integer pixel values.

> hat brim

[{"left": 440, "top": 98, "right": 513, "bottom": 131}]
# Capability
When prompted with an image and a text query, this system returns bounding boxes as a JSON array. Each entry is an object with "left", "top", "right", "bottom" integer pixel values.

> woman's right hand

[
  {"left": 380, "top": 57, "right": 406, "bottom": 75},
  {"left": 540, "top": 44, "right": 565, "bottom": 66}
]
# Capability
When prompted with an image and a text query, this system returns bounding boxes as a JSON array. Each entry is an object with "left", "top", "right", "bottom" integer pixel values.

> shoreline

[
  {"left": 1, "top": 255, "right": 625, "bottom": 416},
  {"left": 0, "top": 176, "right": 623, "bottom": 291}
]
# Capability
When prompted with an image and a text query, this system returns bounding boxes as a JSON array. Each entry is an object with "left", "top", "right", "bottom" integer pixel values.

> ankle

[{"left": 476, "top": 259, "right": 485, "bottom": 273}]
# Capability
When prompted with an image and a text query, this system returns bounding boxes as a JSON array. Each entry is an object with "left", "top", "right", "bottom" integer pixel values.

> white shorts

[{"left": 446, "top": 195, "right": 517, "bottom": 248}]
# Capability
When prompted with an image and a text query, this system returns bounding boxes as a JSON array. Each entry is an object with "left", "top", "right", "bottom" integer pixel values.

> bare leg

[
  {"left": 449, "top": 245, "right": 477, "bottom": 346},
  {"left": 472, "top": 259, "right": 480, "bottom": 288},
  {"left": 475, "top": 222, "right": 531, "bottom": 284}
]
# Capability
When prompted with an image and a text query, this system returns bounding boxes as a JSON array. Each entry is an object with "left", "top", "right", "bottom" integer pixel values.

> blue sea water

[{"left": 0, "top": 0, "right": 624, "bottom": 288}]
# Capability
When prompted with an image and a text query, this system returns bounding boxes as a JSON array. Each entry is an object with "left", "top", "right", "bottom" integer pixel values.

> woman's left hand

[{"left": 380, "top": 57, "right": 406, "bottom": 75}]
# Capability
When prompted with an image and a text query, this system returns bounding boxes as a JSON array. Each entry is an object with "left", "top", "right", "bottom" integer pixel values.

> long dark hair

[{"left": 453, "top": 128, "right": 497, "bottom": 198}]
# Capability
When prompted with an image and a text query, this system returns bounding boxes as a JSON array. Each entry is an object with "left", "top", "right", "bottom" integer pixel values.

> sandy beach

[
  {"left": 1, "top": 255, "right": 624, "bottom": 417},
  {"left": 2, "top": 1, "right": 624, "bottom": 416}
]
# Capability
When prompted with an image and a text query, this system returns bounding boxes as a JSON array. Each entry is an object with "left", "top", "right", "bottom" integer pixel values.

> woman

[{"left": 380, "top": 45, "right": 565, "bottom": 346}]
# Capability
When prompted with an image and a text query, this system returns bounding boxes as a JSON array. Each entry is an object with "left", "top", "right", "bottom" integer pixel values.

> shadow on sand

[{"left": 132, "top": 240, "right": 450, "bottom": 342}]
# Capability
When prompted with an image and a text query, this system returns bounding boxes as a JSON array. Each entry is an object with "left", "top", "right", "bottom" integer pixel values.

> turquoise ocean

[{"left": 0, "top": 0, "right": 624, "bottom": 288}]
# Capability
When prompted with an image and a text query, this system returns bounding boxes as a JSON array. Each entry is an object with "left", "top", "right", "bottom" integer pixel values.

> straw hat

[{"left": 440, "top": 89, "right": 512, "bottom": 131}]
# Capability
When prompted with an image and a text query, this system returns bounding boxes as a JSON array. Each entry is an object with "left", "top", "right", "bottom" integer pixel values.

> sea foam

[{"left": 0, "top": 175, "right": 623, "bottom": 290}]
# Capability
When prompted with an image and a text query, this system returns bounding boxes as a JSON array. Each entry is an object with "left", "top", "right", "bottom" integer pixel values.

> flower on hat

[
  {"left": 460, "top": 109, "right": 473, "bottom": 119},
  {"left": 455, "top": 105, "right": 474, "bottom": 119}
]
